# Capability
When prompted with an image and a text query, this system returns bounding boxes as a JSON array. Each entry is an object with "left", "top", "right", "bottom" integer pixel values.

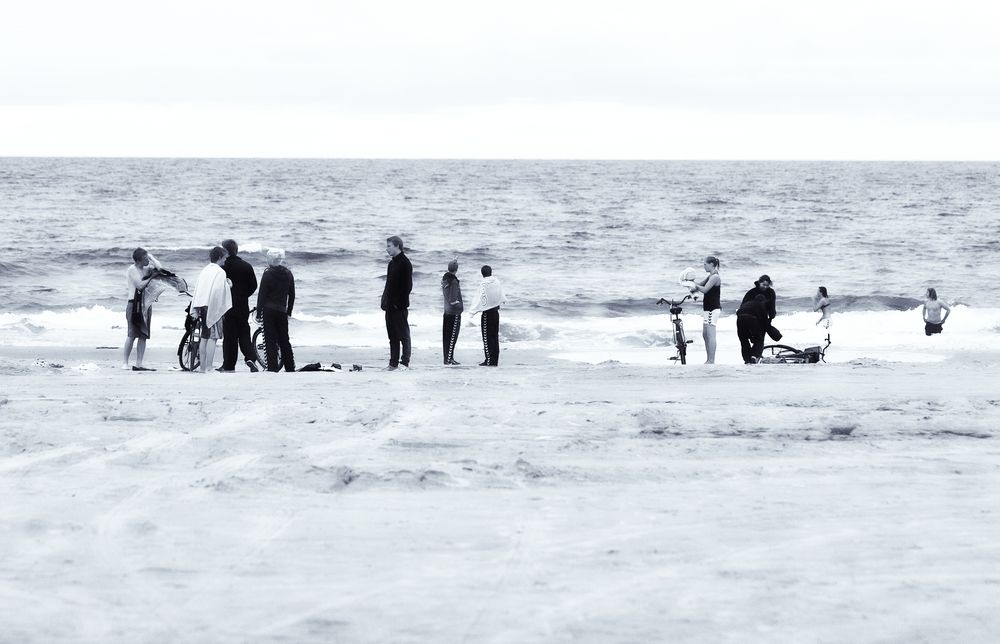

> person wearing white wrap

[
  {"left": 191, "top": 246, "right": 233, "bottom": 373},
  {"left": 468, "top": 265, "right": 506, "bottom": 366}
]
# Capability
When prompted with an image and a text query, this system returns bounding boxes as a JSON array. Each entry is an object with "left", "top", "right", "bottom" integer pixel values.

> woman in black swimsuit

[{"left": 689, "top": 256, "right": 722, "bottom": 364}]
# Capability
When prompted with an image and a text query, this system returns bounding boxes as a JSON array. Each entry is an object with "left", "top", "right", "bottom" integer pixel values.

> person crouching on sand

[
  {"left": 688, "top": 256, "right": 721, "bottom": 364},
  {"left": 191, "top": 246, "right": 232, "bottom": 373},
  {"left": 256, "top": 248, "right": 296, "bottom": 372},
  {"left": 122, "top": 247, "right": 163, "bottom": 371},
  {"left": 922, "top": 287, "right": 951, "bottom": 336}
]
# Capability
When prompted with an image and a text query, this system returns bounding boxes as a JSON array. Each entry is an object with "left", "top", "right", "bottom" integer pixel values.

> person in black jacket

[
  {"left": 255, "top": 248, "right": 296, "bottom": 372},
  {"left": 220, "top": 239, "right": 259, "bottom": 372},
  {"left": 736, "top": 293, "right": 769, "bottom": 364},
  {"left": 740, "top": 274, "right": 781, "bottom": 342},
  {"left": 381, "top": 236, "right": 413, "bottom": 370},
  {"left": 441, "top": 259, "right": 463, "bottom": 365}
]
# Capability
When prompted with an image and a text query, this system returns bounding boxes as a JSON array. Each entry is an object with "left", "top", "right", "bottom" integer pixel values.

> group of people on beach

[
  {"left": 380, "top": 235, "right": 506, "bottom": 371},
  {"left": 684, "top": 256, "right": 948, "bottom": 364},
  {"left": 123, "top": 243, "right": 951, "bottom": 371},
  {"left": 122, "top": 235, "right": 506, "bottom": 372},
  {"left": 123, "top": 240, "right": 296, "bottom": 373}
]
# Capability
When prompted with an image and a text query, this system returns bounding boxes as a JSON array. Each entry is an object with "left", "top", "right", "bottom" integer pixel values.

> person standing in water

[
  {"left": 814, "top": 286, "right": 832, "bottom": 328},
  {"left": 688, "top": 256, "right": 721, "bottom": 364},
  {"left": 922, "top": 287, "right": 951, "bottom": 335},
  {"left": 441, "top": 259, "right": 463, "bottom": 365}
]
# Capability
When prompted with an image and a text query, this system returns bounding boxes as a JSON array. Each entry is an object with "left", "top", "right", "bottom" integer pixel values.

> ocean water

[{"left": 2, "top": 158, "right": 999, "bottom": 360}]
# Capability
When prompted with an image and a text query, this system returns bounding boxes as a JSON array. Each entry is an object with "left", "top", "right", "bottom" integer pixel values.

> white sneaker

[{"left": 120, "top": 363, "right": 130, "bottom": 370}]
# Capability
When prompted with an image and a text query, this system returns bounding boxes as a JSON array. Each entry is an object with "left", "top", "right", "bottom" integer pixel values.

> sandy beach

[{"left": 2, "top": 345, "right": 998, "bottom": 643}]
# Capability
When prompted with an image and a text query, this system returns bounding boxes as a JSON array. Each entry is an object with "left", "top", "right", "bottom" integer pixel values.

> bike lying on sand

[
  {"left": 656, "top": 294, "right": 697, "bottom": 365},
  {"left": 759, "top": 333, "right": 832, "bottom": 364},
  {"left": 177, "top": 305, "right": 282, "bottom": 371}
]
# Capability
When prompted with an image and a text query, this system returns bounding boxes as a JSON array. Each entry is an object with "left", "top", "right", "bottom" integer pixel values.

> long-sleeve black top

[
  {"left": 381, "top": 253, "right": 412, "bottom": 311},
  {"left": 257, "top": 265, "right": 295, "bottom": 316}
]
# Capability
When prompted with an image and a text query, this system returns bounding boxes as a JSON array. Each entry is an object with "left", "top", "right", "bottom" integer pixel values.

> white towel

[
  {"left": 191, "top": 263, "right": 233, "bottom": 328},
  {"left": 468, "top": 276, "right": 506, "bottom": 315}
]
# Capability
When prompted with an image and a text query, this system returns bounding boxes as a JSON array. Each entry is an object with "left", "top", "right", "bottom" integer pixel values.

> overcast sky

[{"left": 2, "top": 0, "right": 998, "bottom": 158}]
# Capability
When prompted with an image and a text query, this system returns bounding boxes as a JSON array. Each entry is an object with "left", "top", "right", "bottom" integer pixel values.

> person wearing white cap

[{"left": 255, "top": 248, "right": 296, "bottom": 372}]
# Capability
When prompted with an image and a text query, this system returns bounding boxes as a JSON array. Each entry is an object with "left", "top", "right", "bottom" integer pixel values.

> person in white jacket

[
  {"left": 191, "top": 246, "right": 233, "bottom": 372},
  {"left": 467, "top": 265, "right": 506, "bottom": 366}
]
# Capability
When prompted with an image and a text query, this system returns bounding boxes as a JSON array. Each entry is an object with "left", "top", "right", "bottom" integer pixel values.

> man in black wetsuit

[
  {"left": 220, "top": 239, "right": 259, "bottom": 372},
  {"left": 741, "top": 274, "right": 781, "bottom": 341},
  {"left": 381, "top": 235, "right": 413, "bottom": 370},
  {"left": 736, "top": 293, "right": 769, "bottom": 364}
]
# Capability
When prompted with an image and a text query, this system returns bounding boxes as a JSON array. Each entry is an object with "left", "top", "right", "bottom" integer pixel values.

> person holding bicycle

[
  {"left": 256, "top": 248, "right": 296, "bottom": 373},
  {"left": 688, "top": 256, "right": 722, "bottom": 364}
]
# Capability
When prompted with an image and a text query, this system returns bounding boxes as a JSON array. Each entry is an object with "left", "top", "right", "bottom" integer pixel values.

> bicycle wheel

[
  {"left": 676, "top": 325, "right": 687, "bottom": 364},
  {"left": 252, "top": 327, "right": 282, "bottom": 371},
  {"left": 178, "top": 330, "right": 201, "bottom": 371}
]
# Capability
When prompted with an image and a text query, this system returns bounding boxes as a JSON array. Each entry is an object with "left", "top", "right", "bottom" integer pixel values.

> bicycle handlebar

[{"left": 656, "top": 294, "right": 696, "bottom": 306}]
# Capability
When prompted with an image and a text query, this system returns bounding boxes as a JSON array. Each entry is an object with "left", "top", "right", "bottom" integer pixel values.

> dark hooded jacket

[
  {"left": 441, "top": 272, "right": 463, "bottom": 315},
  {"left": 257, "top": 265, "right": 295, "bottom": 316},
  {"left": 736, "top": 296, "right": 769, "bottom": 322},
  {"left": 741, "top": 283, "right": 776, "bottom": 321}
]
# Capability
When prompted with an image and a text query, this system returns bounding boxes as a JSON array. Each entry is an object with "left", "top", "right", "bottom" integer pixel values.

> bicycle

[
  {"left": 177, "top": 302, "right": 201, "bottom": 371},
  {"left": 250, "top": 307, "right": 283, "bottom": 372},
  {"left": 759, "top": 333, "right": 831, "bottom": 364},
  {"left": 178, "top": 306, "right": 281, "bottom": 372},
  {"left": 656, "top": 294, "right": 696, "bottom": 364}
]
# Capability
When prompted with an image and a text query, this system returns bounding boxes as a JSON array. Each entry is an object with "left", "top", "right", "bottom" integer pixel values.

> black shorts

[{"left": 925, "top": 322, "right": 943, "bottom": 336}]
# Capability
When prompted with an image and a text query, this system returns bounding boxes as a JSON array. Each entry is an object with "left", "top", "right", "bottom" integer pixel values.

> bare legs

[
  {"left": 122, "top": 336, "right": 146, "bottom": 368},
  {"left": 702, "top": 324, "right": 717, "bottom": 364}
]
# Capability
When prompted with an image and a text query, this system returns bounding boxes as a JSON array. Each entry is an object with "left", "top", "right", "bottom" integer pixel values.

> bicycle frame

[{"left": 657, "top": 294, "right": 696, "bottom": 365}]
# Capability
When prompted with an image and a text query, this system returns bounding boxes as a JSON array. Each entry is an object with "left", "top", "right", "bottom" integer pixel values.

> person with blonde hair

[{"left": 256, "top": 248, "right": 296, "bottom": 372}]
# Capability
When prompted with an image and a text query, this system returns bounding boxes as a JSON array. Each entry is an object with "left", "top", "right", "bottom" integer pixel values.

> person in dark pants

[
  {"left": 736, "top": 293, "right": 769, "bottom": 364},
  {"left": 740, "top": 274, "right": 781, "bottom": 341},
  {"left": 220, "top": 239, "right": 259, "bottom": 372},
  {"left": 255, "top": 248, "right": 296, "bottom": 372},
  {"left": 468, "top": 265, "right": 506, "bottom": 366},
  {"left": 441, "top": 259, "right": 463, "bottom": 365},
  {"left": 381, "top": 235, "right": 413, "bottom": 370}
]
